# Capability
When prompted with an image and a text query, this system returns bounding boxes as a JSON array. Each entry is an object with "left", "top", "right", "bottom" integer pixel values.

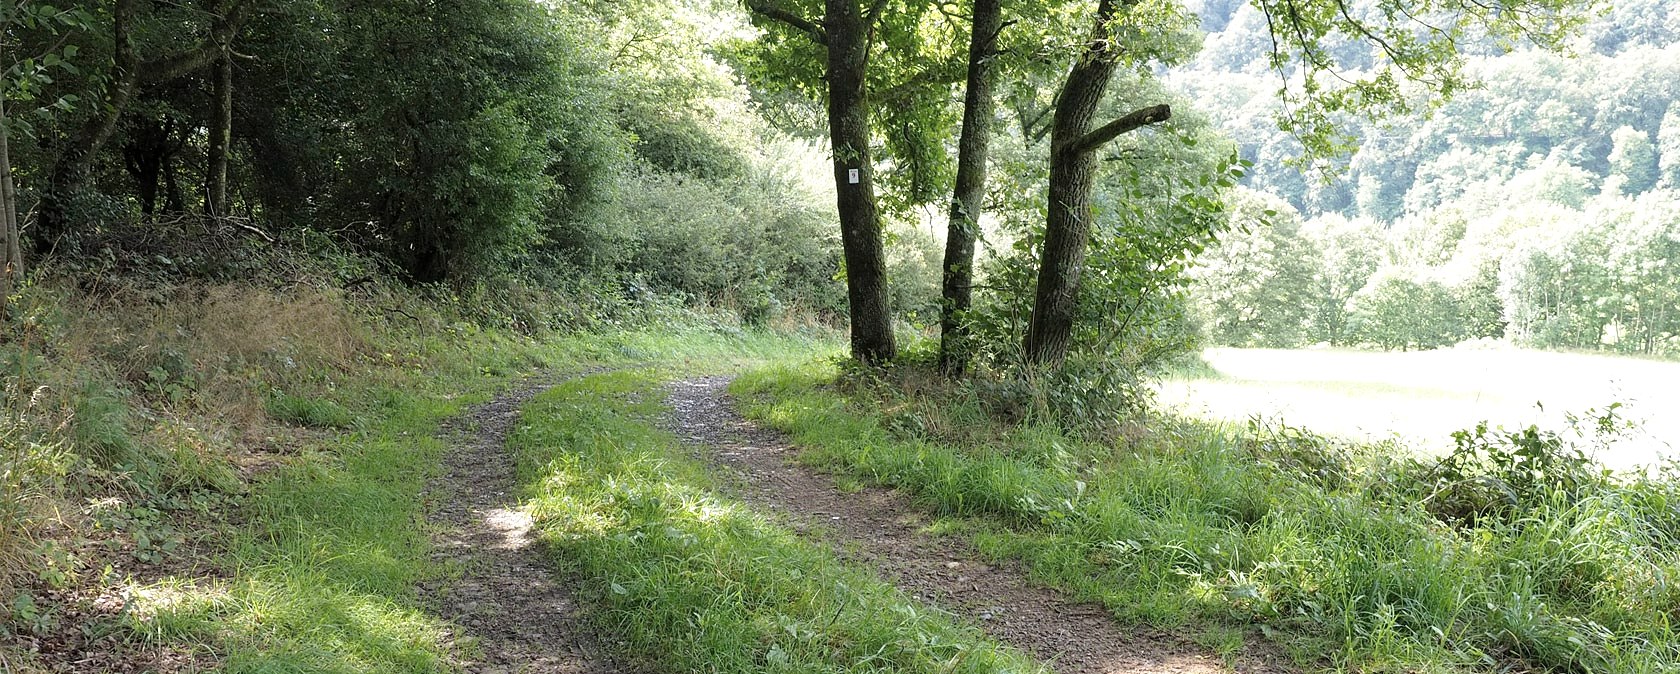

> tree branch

[
  {"left": 865, "top": 0, "right": 892, "bottom": 29},
  {"left": 141, "top": 0, "right": 260, "bottom": 83},
  {"left": 744, "top": 0, "right": 827, "bottom": 45},
  {"left": 1073, "top": 104, "right": 1170, "bottom": 154},
  {"left": 874, "top": 58, "right": 965, "bottom": 105}
]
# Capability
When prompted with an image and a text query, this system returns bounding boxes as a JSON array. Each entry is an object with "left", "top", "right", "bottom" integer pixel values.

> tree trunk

[
  {"left": 122, "top": 117, "right": 174, "bottom": 217},
  {"left": 0, "top": 82, "right": 22, "bottom": 317},
  {"left": 1023, "top": 0, "right": 1169, "bottom": 365},
  {"left": 937, "top": 0, "right": 1003, "bottom": 375},
  {"left": 206, "top": 48, "right": 232, "bottom": 216},
  {"left": 37, "top": 0, "right": 140, "bottom": 252},
  {"left": 826, "top": 0, "right": 896, "bottom": 364}
]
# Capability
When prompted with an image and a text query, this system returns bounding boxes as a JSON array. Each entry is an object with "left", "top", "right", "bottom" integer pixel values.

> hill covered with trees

[{"left": 1182, "top": 0, "right": 1680, "bottom": 353}]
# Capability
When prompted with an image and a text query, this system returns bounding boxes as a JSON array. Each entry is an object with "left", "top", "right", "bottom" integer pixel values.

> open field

[{"left": 1158, "top": 346, "right": 1680, "bottom": 470}]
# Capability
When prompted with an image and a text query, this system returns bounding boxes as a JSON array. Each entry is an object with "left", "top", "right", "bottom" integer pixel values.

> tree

[
  {"left": 1303, "top": 214, "right": 1383, "bottom": 344},
  {"left": 1021, "top": 0, "right": 1177, "bottom": 364},
  {"left": 1191, "top": 188, "right": 1319, "bottom": 347},
  {"left": 204, "top": 0, "right": 233, "bottom": 217},
  {"left": 35, "top": 0, "right": 259, "bottom": 252},
  {"left": 1601, "top": 192, "right": 1680, "bottom": 354},
  {"left": 743, "top": 0, "right": 962, "bottom": 364},
  {"left": 1608, "top": 125, "right": 1659, "bottom": 195},
  {"left": 1023, "top": 0, "right": 1590, "bottom": 365},
  {"left": 936, "top": 0, "right": 1003, "bottom": 374},
  {"left": 328, "top": 0, "right": 579, "bottom": 282},
  {"left": 1346, "top": 269, "right": 1461, "bottom": 351},
  {"left": 1659, "top": 104, "right": 1680, "bottom": 189},
  {"left": 0, "top": 0, "right": 90, "bottom": 314},
  {"left": 1509, "top": 152, "right": 1598, "bottom": 209}
]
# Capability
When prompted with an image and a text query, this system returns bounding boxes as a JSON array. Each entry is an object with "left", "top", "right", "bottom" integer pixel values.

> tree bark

[
  {"left": 0, "top": 77, "right": 22, "bottom": 316},
  {"left": 825, "top": 0, "right": 896, "bottom": 364},
  {"left": 744, "top": 0, "right": 898, "bottom": 363},
  {"left": 1022, "top": 0, "right": 1170, "bottom": 365},
  {"left": 206, "top": 49, "right": 232, "bottom": 216},
  {"left": 937, "top": 0, "right": 1004, "bottom": 375}
]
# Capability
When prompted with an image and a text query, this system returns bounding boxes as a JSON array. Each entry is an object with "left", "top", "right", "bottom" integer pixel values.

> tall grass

[{"left": 735, "top": 362, "right": 1680, "bottom": 673}]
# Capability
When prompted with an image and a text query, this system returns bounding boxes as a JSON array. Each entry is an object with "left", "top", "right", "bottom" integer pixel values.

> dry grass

[{"left": 0, "top": 278, "right": 382, "bottom": 610}]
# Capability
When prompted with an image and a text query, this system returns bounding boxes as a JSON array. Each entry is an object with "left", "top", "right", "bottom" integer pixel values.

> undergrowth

[
  {"left": 0, "top": 254, "right": 838, "bottom": 671},
  {"left": 508, "top": 370, "right": 1044, "bottom": 673},
  {"left": 735, "top": 361, "right": 1680, "bottom": 674}
]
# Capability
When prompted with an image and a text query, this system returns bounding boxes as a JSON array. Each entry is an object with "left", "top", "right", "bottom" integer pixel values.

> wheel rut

[
  {"left": 419, "top": 375, "right": 630, "bottom": 674},
  {"left": 666, "top": 375, "right": 1296, "bottom": 674}
]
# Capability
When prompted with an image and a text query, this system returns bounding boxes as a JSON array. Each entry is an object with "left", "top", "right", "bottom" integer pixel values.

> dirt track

[
  {"left": 419, "top": 370, "right": 1294, "bottom": 673},
  {"left": 665, "top": 375, "right": 1294, "bottom": 674},
  {"left": 421, "top": 375, "right": 630, "bottom": 674}
]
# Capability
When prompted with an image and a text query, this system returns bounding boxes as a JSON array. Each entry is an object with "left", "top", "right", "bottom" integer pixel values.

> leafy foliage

[{"left": 962, "top": 84, "right": 1244, "bottom": 418}]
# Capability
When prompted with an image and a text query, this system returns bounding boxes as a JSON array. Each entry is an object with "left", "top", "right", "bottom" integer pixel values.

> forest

[{"left": 1, "top": 0, "right": 1678, "bottom": 673}]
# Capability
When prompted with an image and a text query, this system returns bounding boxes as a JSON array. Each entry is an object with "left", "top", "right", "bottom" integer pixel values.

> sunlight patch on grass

[
  {"left": 1160, "top": 347, "right": 1680, "bottom": 469},
  {"left": 509, "top": 370, "right": 1046, "bottom": 674},
  {"left": 122, "top": 324, "right": 840, "bottom": 672}
]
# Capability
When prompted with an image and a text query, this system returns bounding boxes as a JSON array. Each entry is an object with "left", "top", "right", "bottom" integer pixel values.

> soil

[
  {"left": 419, "top": 375, "right": 629, "bottom": 674},
  {"left": 664, "top": 376, "right": 1297, "bottom": 674}
]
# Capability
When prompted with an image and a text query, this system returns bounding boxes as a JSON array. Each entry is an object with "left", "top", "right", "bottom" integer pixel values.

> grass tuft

[{"left": 266, "top": 394, "right": 356, "bottom": 429}]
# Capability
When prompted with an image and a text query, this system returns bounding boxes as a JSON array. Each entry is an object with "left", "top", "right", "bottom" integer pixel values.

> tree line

[
  {"left": 737, "top": 0, "right": 1595, "bottom": 395},
  {"left": 0, "top": 0, "right": 851, "bottom": 327}
]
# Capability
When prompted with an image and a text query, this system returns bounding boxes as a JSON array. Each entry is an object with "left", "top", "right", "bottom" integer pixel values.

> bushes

[{"left": 597, "top": 166, "right": 845, "bottom": 323}]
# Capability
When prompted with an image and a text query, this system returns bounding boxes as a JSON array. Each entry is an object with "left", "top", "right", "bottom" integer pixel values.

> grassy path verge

[
  {"left": 664, "top": 375, "right": 1284, "bottom": 674},
  {"left": 733, "top": 362, "right": 1680, "bottom": 674}
]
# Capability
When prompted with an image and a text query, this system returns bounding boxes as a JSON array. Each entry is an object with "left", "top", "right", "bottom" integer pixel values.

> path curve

[
  {"left": 666, "top": 375, "right": 1294, "bottom": 674},
  {"left": 420, "top": 376, "right": 628, "bottom": 674}
]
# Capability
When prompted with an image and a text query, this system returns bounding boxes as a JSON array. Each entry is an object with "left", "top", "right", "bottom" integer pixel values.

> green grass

[
  {"left": 508, "top": 369, "right": 1046, "bottom": 674},
  {"left": 117, "top": 325, "right": 841, "bottom": 672},
  {"left": 734, "top": 361, "right": 1680, "bottom": 674},
  {"left": 266, "top": 394, "right": 357, "bottom": 429},
  {"left": 127, "top": 367, "right": 514, "bottom": 671}
]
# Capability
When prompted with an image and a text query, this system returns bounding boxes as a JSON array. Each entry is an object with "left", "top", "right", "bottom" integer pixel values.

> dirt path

[
  {"left": 420, "top": 376, "right": 627, "bottom": 674},
  {"left": 666, "top": 376, "right": 1295, "bottom": 674}
]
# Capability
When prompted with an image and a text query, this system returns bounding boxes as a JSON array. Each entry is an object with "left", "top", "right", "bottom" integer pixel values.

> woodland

[{"left": 1, "top": 0, "right": 1678, "bottom": 673}]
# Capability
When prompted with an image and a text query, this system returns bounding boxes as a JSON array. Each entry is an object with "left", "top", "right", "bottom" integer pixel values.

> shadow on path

[{"left": 420, "top": 376, "right": 628, "bottom": 674}]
